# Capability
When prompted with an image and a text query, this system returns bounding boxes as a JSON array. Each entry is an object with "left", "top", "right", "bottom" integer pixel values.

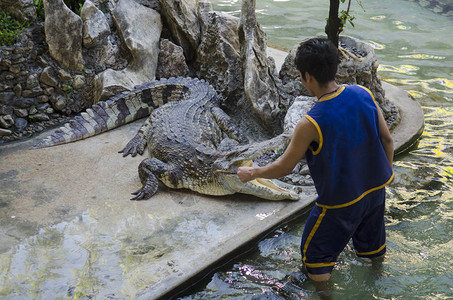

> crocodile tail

[{"left": 32, "top": 77, "right": 214, "bottom": 149}]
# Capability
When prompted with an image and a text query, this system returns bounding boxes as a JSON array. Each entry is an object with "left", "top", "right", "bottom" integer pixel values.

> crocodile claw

[
  {"left": 120, "top": 135, "right": 146, "bottom": 157},
  {"left": 130, "top": 185, "right": 157, "bottom": 200}
]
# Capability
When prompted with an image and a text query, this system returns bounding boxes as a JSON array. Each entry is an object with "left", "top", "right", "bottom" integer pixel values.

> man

[{"left": 237, "top": 37, "right": 394, "bottom": 282}]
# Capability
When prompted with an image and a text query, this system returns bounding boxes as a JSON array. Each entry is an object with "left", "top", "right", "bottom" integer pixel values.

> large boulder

[
  {"left": 43, "top": 0, "right": 84, "bottom": 71},
  {"left": 156, "top": 39, "right": 189, "bottom": 79},
  {"left": 81, "top": 0, "right": 111, "bottom": 48},
  {"left": 94, "top": 0, "right": 162, "bottom": 101},
  {"left": 156, "top": 0, "right": 201, "bottom": 61},
  {"left": 238, "top": 0, "right": 290, "bottom": 136},
  {"left": 195, "top": 1, "right": 243, "bottom": 105}
]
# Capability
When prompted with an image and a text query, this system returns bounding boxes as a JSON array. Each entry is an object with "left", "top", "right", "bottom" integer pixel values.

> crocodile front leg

[
  {"left": 211, "top": 107, "right": 248, "bottom": 144},
  {"left": 131, "top": 158, "right": 183, "bottom": 200},
  {"left": 119, "top": 117, "right": 153, "bottom": 157}
]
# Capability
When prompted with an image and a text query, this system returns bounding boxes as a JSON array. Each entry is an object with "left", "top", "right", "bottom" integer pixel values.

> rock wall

[
  {"left": 0, "top": 0, "right": 400, "bottom": 143},
  {"left": 0, "top": 23, "right": 92, "bottom": 140}
]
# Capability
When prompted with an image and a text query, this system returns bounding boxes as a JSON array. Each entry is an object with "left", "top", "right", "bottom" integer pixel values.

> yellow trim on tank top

[
  {"left": 317, "top": 85, "right": 346, "bottom": 102},
  {"left": 316, "top": 173, "right": 395, "bottom": 209},
  {"left": 305, "top": 115, "right": 323, "bottom": 155},
  {"left": 357, "top": 85, "right": 377, "bottom": 102}
]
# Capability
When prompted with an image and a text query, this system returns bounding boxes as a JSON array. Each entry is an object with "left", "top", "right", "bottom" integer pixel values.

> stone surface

[
  {"left": 72, "top": 75, "right": 86, "bottom": 90},
  {"left": 195, "top": 2, "right": 243, "bottom": 104},
  {"left": 94, "top": 0, "right": 162, "bottom": 101},
  {"left": 0, "top": 128, "right": 12, "bottom": 136},
  {"left": 81, "top": 0, "right": 111, "bottom": 48},
  {"left": 156, "top": 0, "right": 201, "bottom": 61},
  {"left": 156, "top": 39, "right": 189, "bottom": 79},
  {"left": 283, "top": 96, "right": 316, "bottom": 132},
  {"left": 238, "top": 0, "right": 289, "bottom": 135},
  {"left": 0, "top": 115, "right": 14, "bottom": 128},
  {"left": 43, "top": 0, "right": 84, "bottom": 70},
  {"left": 39, "top": 66, "right": 59, "bottom": 87}
]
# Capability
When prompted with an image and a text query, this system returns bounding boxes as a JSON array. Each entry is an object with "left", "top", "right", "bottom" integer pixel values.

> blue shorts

[{"left": 301, "top": 188, "right": 386, "bottom": 275}]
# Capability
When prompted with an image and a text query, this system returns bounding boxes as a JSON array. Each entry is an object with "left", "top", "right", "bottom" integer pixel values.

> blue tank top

[{"left": 305, "top": 85, "right": 394, "bottom": 209}]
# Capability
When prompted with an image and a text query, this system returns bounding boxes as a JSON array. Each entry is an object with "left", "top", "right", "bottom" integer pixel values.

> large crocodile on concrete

[{"left": 34, "top": 77, "right": 302, "bottom": 201}]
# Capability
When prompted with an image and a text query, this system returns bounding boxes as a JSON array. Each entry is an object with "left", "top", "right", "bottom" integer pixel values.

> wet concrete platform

[{"left": 0, "top": 51, "right": 423, "bottom": 299}]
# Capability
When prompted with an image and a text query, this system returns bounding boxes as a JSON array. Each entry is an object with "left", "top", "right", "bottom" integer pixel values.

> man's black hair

[{"left": 295, "top": 37, "right": 339, "bottom": 86}]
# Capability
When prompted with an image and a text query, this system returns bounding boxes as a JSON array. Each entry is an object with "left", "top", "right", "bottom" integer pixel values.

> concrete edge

[
  {"left": 382, "top": 81, "right": 425, "bottom": 155},
  {"left": 143, "top": 195, "right": 316, "bottom": 299}
]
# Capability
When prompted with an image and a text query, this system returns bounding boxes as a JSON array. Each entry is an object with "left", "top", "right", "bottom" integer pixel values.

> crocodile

[{"left": 34, "top": 77, "right": 302, "bottom": 201}]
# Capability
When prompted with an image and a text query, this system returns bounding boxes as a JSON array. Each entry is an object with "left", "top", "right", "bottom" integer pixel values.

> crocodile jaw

[{"left": 222, "top": 174, "right": 302, "bottom": 201}]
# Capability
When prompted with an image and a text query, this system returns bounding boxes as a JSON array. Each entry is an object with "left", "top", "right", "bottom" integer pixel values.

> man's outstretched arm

[{"left": 237, "top": 116, "right": 319, "bottom": 182}]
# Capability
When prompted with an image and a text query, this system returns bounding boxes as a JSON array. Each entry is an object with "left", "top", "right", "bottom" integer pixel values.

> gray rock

[
  {"left": 238, "top": 0, "right": 289, "bottom": 135},
  {"left": 94, "top": 0, "right": 162, "bottom": 101},
  {"left": 0, "top": 92, "right": 16, "bottom": 105},
  {"left": 40, "top": 67, "right": 59, "bottom": 87},
  {"left": 0, "top": 115, "right": 14, "bottom": 128},
  {"left": 283, "top": 96, "right": 316, "bottom": 132},
  {"left": 9, "top": 65, "right": 21, "bottom": 74},
  {"left": 157, "top": 39, "right": 189, "bottom": 79},
  {"left": 37, "top": 103, "right": 51, "bottom": 111},
  {"left": 14, "top": 117, "right": 28, "bottom": 131},
  {"left": 37, "top": 95, "right": 49, "bottom": 103},
  {"left": 156, "top": 0, "right": 200, "bottom": 61},
  {"left": 0, "top": 128, "right": 12, "bottom": 136},
  {"left": 14, "top": 108, "right": 29, "bottom": 118},
  {"left": 30, "top": 113, "right": 50, "bottom": 122},
  {"left": 0, "top": 105, "right": 13, "bottom": 115},
  {"left": 0, "top": 0, "right": 36, "bottom": 22},
  {"left": 44, "top": 87, "right": 54, "bottom": 95},
  {"left": 26, "top": 74, "right": 40, "bottom": 89},
  {"left": 279, "top": 45, "right": 309, "bottom": 97},
  {"left": 72, "top": 75, "right": 85, "bottom": 90},
  {"left": 43, "top": 0, "right": 84, "bottom": 70},
  {"left": 13, "top": 84, "right": 22, "bottom": 98},
  {"left": 51, "top": 95, "right": 66, "bottom": 111},
  {"left": 195, "top": 3, "right": 243, "bottom": 104},
  {"left": 0, "top": 84, "right": 10, "bottom": 92},
  {"left": 56, "top": 68, "right": 72, "bottom": 82},
  {"left": 81, "top": 0, "right": 110, "bottom": 48},
  {"left": 28, "top": 107, "right": 38, "bottom": 115}
]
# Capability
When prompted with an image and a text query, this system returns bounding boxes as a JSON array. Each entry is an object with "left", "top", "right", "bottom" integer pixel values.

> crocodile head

[{"left": 213, "top": 132, "right": 303, "bottom": 201}]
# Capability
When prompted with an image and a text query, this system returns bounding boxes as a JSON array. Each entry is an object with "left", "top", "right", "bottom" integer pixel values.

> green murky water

[{"left": 184, "top": 0, "right": 453, "bottom": 299}]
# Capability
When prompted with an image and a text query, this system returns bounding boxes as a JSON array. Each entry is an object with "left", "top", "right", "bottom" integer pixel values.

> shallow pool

[{"left": 185, "top": 0, "right": 453, "bottom": 298}]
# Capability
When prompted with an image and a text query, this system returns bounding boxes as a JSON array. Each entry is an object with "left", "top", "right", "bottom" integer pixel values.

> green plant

[
  {"left": 0, "top": 9, "right": 29, "bottom": 46},
  {"left": 62, "top": 83, "right": 74, "bottom": 93},
  {"left": 325, "top": 0, "right": 364, "bottom": 48},
  {"left": 99, "top": 0, "right": 110, "bottom": 13},
  {"left": 34, "top": 0, "right": 45, "bottom": 19},
  {"left": 63, "top": 0, "right": 85, "bottom": 15}
]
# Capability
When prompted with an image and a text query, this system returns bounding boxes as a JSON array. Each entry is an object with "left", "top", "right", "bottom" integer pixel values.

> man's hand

[{"left": 237, "top": 167, "right": 255, "bottom": 183}]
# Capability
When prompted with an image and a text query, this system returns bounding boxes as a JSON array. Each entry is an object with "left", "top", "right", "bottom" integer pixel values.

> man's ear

[{"left": 298, "top": 71, "right": 310, "bottom": 82}]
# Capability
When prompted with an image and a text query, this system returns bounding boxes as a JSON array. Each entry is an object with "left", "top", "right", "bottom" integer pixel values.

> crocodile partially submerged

[{"left": 34, "top": 77, "right": 302, "bottom": 201}]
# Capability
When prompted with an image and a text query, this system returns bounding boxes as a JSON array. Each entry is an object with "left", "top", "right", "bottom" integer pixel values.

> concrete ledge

[
  {"left": 0, "top": 51, "right": 424, "bottom": 299},
  {"left": 382, "top": 81, "right": 425, "bottom": 155}
]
